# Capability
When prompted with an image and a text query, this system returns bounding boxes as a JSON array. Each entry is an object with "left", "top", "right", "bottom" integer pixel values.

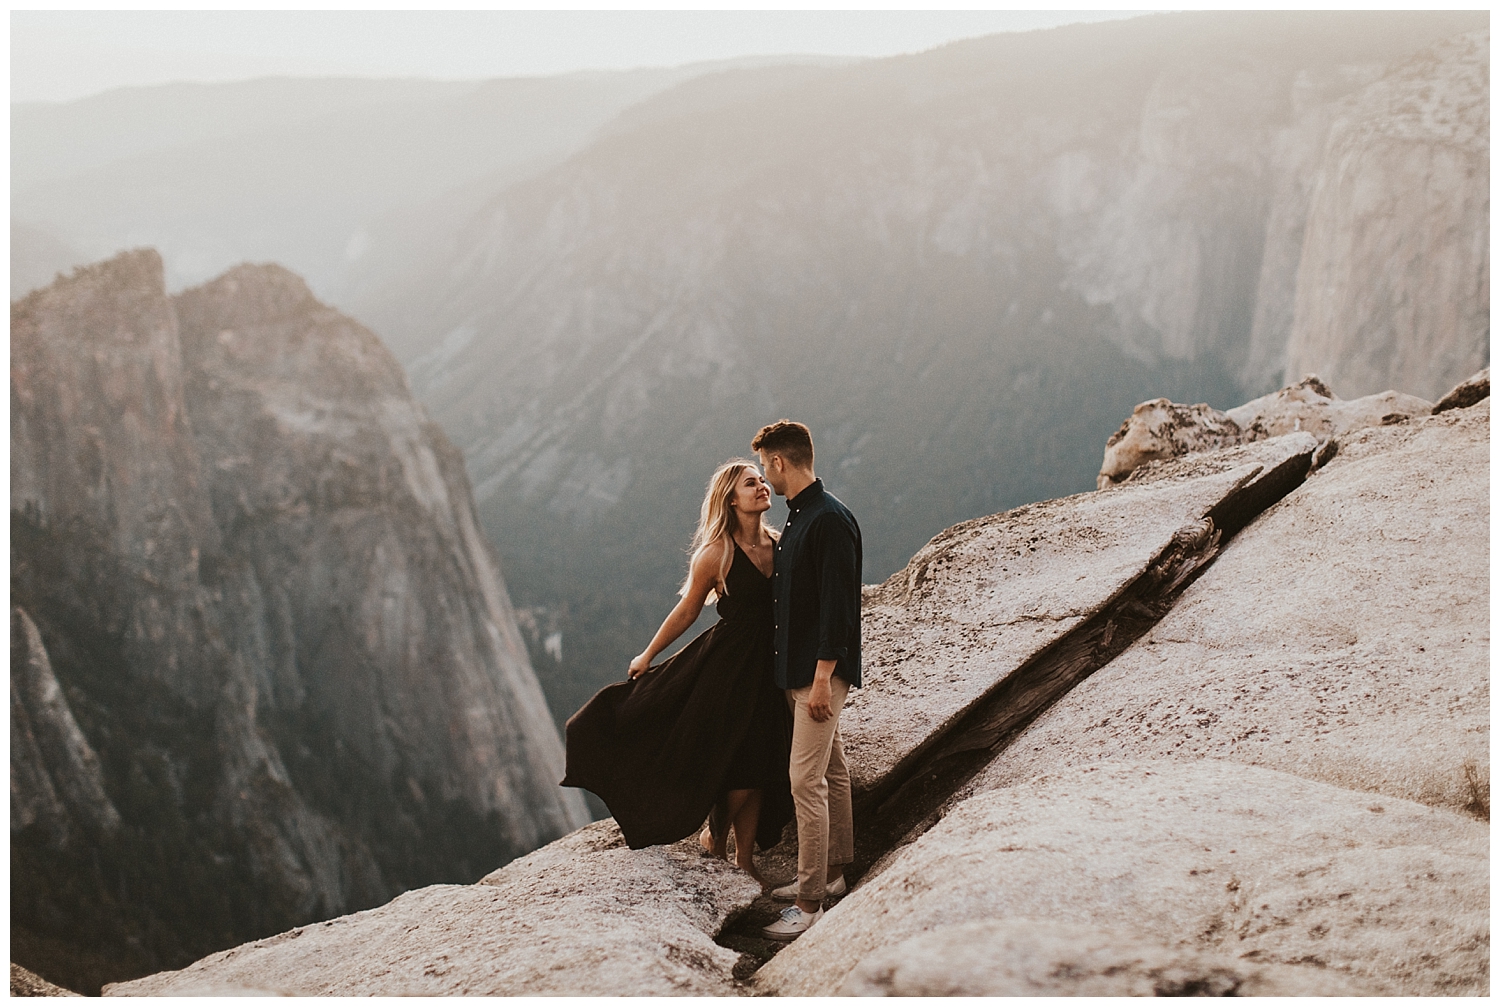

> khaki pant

[{"left": 786, "top": 677, "right": 853, "bottom": 902}]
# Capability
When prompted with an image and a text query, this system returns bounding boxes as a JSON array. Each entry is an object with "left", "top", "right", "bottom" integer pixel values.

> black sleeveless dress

[{"left": 561, "top": 543, "right": 794, "bottom": 851}]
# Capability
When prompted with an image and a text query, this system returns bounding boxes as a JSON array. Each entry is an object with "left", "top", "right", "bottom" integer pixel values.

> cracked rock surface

[
  {"left": 758, "top": 761, "right": 1488, "bottom": 997},
  {"left": 100, "top": 360, "right": 1486, "bottom": 999},
  {"left": 848, "top": 433, "right": 1316, "bottom": 796},
  {"left": 760, "top": 394, "right": 1488, "bottom": 998},
  {"left": 978, "top": 399, "right": 1489, "bottom": 815}
]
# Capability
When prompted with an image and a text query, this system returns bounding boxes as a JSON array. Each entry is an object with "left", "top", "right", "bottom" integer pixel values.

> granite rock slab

[
  {"left": 106, "top": 819, "right": 758, "bottom": 996},
  {"left": 978, "top": 400, "right": 1489, "bottom": 815},
  {"left": 846, "top": 433, "right": 1316, "bottom": 797},
  {"left": 836, "top": 919, "right": 1368, "bottom": 996},
  {"left": 757, "top": 761, "right": 1489, "bottom": 997}
]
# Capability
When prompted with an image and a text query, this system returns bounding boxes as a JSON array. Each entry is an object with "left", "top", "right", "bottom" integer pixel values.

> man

[{"left": 752, "top": 419, "right": 862, "bottom": 940}]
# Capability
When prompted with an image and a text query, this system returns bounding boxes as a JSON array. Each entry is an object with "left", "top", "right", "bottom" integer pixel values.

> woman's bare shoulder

[{"left": 692, "top": 536, "right": 732, "bottom": 571}]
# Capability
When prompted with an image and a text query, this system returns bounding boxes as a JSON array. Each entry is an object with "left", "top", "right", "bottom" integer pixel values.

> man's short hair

[{"left": 752, "top": 419, "right": 814, "bottom": 469}]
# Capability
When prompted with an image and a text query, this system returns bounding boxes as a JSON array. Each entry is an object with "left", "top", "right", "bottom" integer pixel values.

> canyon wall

[
  {"left": 1285, "top": 30, "right": 1488, "bottom": 399},
  {"left": 362, "top": 12, "right": 1488, "bottom": 724},
  {"left": 10, "top": 250, "right": 587, "bottom": 994}
]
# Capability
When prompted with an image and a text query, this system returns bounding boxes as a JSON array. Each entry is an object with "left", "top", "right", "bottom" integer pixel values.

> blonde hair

[{"left": 681, "top": 458, "right": 776, "bottom": 602}]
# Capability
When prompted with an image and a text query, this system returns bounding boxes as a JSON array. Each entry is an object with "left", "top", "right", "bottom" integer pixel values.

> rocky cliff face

[
  {"left": 10, "top": 250, "right": 586, "bottom": 994},
  {"left": 349, "top": 12, "right": 1487, "bottom": 727},
  {"left": 1285, "top": 30, "right": 1489, "bottom": 400},
  {"left": 11, "top": 607, "right": 120, "bottom": 847}
]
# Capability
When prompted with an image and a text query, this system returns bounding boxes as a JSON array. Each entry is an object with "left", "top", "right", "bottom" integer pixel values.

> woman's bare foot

[
  {"left": 699, "top": 824, "right": 727, "bottom": 859},
  {"left": 735, "top": 853, "right": 767, "bottom": 889}
]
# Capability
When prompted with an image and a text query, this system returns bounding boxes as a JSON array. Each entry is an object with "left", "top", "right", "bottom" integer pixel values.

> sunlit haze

[
  {"left": 13, "top": 10, "right": 1150, "bottom": 104},
  {"left": 10, "top": 10, "right": 1488, "bottom": 996}
]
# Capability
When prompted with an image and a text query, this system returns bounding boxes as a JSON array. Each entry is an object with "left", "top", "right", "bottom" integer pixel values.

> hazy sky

[{"left": 13, "top": 10, "right": 1150, "bottom": 105}]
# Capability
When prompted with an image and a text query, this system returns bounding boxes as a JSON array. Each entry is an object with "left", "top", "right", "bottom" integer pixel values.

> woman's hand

[{"left": 624, "top": 543, "right": 720, "bottom": 683}]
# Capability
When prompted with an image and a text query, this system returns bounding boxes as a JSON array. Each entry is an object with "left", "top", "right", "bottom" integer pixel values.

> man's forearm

[{"left": 814, "top": 658, "right": 838, "bottom": 683}]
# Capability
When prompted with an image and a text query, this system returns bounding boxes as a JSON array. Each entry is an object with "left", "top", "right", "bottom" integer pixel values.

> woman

[{"left": 562, "top": 459, "right": 792, "bottom": 885}]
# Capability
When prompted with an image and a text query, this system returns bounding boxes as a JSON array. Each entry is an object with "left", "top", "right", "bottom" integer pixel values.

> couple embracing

[{"left": 563, "top": 420, "right": 861, "bottom": 941}]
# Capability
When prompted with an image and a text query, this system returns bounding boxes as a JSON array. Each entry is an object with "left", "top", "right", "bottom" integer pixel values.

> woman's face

[{"left": 729, "top": 467, "right": 772, "bottom": 516}]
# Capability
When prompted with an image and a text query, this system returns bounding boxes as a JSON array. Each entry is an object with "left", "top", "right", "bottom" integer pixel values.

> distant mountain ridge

[
  {"left": 12, "top": 57, "right": 860, "bottom": 301},
  {"left": 12, "top": 77, "right": 476, "bottom": 188},
  {"left": 353, "top": 11, "right": 1488, "bottom": 723}
]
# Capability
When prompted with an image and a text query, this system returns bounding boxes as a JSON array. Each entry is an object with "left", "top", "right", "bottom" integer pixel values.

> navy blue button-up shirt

[{"left": 772, "top": 479, "right": 862, "bottom": 691}]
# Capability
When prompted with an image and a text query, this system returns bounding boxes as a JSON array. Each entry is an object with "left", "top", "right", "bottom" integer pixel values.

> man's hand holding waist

[{"left": 808, "top": 659, "right": 838, "bottom": 721}]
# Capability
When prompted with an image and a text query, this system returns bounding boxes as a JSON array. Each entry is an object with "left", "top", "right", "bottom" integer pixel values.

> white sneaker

[
  {"left": 761, "top": 904, "right": 823, "bottom": 941},
  {"left": 770, "top": 874, "right": 846, "bottom": 901}
]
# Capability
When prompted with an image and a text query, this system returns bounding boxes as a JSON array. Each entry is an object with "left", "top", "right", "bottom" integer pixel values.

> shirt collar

[{"left": 787, "top": 478, "right": 825, "bottom": 513}]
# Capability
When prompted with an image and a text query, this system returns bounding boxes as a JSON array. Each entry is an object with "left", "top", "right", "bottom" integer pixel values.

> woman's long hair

[{"left": 681, "top": 458, "right": 776, "bottom": 602}]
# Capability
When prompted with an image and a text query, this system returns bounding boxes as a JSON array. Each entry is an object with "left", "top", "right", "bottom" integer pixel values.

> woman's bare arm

[{"left": 627, "top": 540, "right": 727, "bottom": 678}]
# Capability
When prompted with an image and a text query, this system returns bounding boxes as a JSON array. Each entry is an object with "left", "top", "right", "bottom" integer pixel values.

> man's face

[{"left": 757, "top": 450, "right": 789, "bottom": 496}]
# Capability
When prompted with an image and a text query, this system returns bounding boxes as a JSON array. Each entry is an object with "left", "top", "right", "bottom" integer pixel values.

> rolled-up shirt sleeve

[{"left": 813, "top": 514, "right": 859, "bottom": 665}]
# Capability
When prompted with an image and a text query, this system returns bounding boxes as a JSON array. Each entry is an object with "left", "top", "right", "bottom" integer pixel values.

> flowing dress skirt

[{"left": 562, "top": 546, "right": 792, "bottom": 851}]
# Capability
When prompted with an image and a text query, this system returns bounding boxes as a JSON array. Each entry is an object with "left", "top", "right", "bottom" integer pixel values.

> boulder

[
  {"left": 1097, "top": 375, "right": 1434, "bottom": 488},
  {"left": 849, "top": 433, "right": 1316, "bottom": 799},
  {"left": 1095, "top": 399, "right": 1244, "bottom": 490},
  {"left": 106, "top": 819, "right": 756, "bottom": 996},
  {"left": 1283, "top": 29, "right": 1490, "bottom": 401},
  {"left": 1224, "top": 374, "right": 1432, "bottom": 439},
  {"left": 1434, "top": 366, "right": 1490, "bottom": 413},
  {"left": 979, "top": 401, "right": 1489, "bottom": 816},
  {"left": 836, "top": 919, "right": 1367, "bottom": 996},
  {"left": 756, "top": 761, "right": 1489, "bottom": 997}
]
